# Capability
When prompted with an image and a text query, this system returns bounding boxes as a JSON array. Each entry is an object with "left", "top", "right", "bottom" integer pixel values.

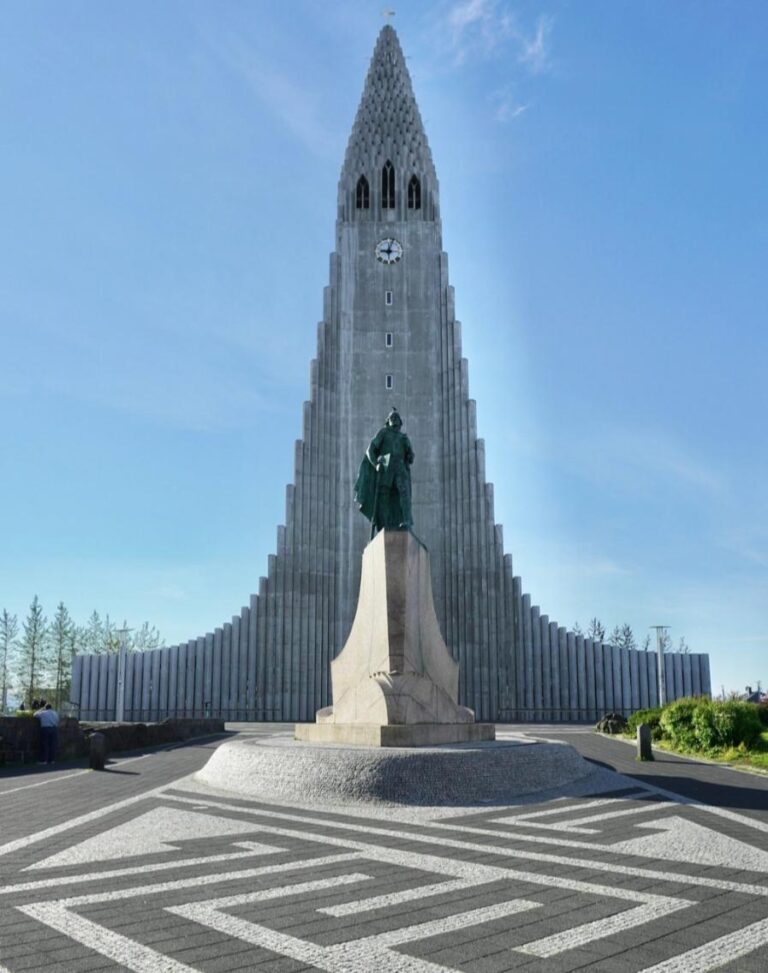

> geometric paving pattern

[{"left": 2, "top": 732, "right": 768, "bottom": 972}]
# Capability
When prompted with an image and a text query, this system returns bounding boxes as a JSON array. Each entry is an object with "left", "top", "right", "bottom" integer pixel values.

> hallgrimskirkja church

[{"left": 72, "top": 26, "right": 710, "bottom": 723}]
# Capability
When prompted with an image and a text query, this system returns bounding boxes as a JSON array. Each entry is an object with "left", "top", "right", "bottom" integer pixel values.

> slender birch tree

[
  {"left": 0, "top": 609, "right": 18, "bottom": 714},
  {"left": 17, "top": 596, "right": 49, "bottom": 705},
  {"left": 51, "top": 602, "right": 75, "bottom": 708}
]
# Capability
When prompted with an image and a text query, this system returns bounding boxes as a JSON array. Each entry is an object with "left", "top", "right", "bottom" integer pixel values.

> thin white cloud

[
  {"left": 441, "top": 0, "right": 553, "bottom": 73},
  {"left": 518, "top": 15, "right": 554, "bottom": 74},
  {"left": 492, "top": 85, "right": 529, "bottom": 122},
  {"left": 197, "top": 31, "right": 337, "bottom": 159}
]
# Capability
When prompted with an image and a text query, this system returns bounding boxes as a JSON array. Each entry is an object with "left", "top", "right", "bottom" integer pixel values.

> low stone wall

[
  {"left": 0, "top": 717, "right": 225, "bottom": 765},
  {"left": 80, "top": 719, "right": 225, "bottom": 753},
  {"left": 0, "top": 717, "right": 84, "bottom": 764}
]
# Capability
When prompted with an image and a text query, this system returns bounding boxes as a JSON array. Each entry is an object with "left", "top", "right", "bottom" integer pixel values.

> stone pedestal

[{"left": 296, "top": 530, "right": 494, "bottom": 746}]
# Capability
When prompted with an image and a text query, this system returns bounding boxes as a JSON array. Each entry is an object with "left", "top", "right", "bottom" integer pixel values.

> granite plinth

[
  {"left": 295, "top": 721, "right": 495, "bottom": 747},
  {"left": 195, "top": 736, "right": 594, "bottom": 806},
  {"left": 304, "top": 531, "right": 493, "bottom": 743}
]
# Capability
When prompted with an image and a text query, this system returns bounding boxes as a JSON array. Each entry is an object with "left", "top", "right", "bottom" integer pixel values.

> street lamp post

[
  {"left": 115, "top": 627, "right": 132, "bottom": 722},
  {"left": 650, "top": 626, "right": 670, "bottom": 706}
]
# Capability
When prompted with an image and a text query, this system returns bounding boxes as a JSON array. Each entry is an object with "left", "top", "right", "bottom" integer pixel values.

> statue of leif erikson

[{"left": 354, "top": 408, "right": 414, "bottom": 536}]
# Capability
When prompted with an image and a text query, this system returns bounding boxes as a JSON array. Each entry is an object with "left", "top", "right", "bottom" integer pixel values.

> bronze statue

[{"left": 355, "top": 408, "right": 414, "bottom": 536}]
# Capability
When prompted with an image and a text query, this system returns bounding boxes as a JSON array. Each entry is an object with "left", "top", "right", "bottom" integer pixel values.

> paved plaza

[{"left": 1, "top": 726, "right": 767, "bottom": 972}]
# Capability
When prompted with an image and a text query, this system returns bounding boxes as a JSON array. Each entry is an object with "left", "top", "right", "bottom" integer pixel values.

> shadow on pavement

[{"left": 628, "top": 773, "right": 768, "bottom": 812}]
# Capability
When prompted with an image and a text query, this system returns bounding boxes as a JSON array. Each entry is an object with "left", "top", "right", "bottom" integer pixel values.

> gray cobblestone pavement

[{"left": 1, "top": 724, "right": 767, "bottom": 972}]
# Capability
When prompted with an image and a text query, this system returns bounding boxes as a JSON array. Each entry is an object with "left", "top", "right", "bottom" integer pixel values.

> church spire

[{"left": 340, "top": 25, "right": 438, "bottom": 219}]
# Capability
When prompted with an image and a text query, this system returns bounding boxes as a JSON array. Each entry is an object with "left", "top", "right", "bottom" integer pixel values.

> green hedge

[
  {"left": 628, "top": 697, "right": 763, "bottom": 753},
  {"left": 626, "top": 707, "right": 664, "bottom": 741},
  {"left": 659, "top": 698, "right": 701, "bottom": 749},
  {"left": 691, "top": 699, "right": 762, "bottom": 750}
]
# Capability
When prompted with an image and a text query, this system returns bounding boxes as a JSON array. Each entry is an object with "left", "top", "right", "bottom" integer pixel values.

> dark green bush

[
  {"left": 693, "top": 700, "right": 762, "bottom": 750},
  {"left": 626, "top": 707, "right": 664, "bottom": 741},
  {"left": 756, "top": 702, "right": 768, "bottom": 728},
  {"left": 659, "top": 697, "right": 701, "bottom": 749}
]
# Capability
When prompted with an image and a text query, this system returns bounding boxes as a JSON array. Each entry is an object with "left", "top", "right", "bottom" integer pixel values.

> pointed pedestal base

[{"left": 296, "top": 530, "right": 494, "bottom": 747}]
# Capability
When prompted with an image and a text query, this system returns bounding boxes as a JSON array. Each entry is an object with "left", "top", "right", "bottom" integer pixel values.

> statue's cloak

[{"left": 354, "top": 456, "right": 377, "bottom": 522}]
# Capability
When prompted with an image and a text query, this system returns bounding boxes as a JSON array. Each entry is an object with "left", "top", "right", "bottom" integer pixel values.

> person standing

[{"left": 34, "top": 702, "right": 59, "bottom": 765}]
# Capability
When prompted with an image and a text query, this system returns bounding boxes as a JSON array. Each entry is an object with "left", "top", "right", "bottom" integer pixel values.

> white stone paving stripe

[
  {"left": 0, "top": 782, "right": 171, "bottom": 858},
  {"left": 164, "top": 803, "right": 692, "bottom": 926},
  {"left": 173, "top": 893, "right": 525, "bottom": 973},
  {"left": 0, "top": 769, "right": 92, "bottom": 794},
  {"left": 361, "top": 898, "right": 541, "bottom": 946},
  {"left": 319, "top": 879, "right": 473, "bottom": 917},
  {"left": 168, "top": 872, "right": 372, "bottom": 911},
  {"left": 627, "top": 777, "right": 768, "bottom": 836},
  {"left": 165, "top": 793, "right": 768, "bottom": 898},
  {"left": 0, "top": 844, "right": 285, "bottom": 897},
  {"left": 506, "top": 800, "right": 677, "bottom": 834},
  {"left": 499, "top": 795, "right": 638, "bottom": 822},
  {"left": 562, "top": 802, "right": 677, "bottom": 827},
  {"left": 636, "top": 915, "right": 768, "bottom": 972},
  {"left": 47, "top": 853, "right": 362, "bottom": 907},
  {"left": 171, "top": 902, "right": 451, "bottom": 973},
  {"left": 517, "top": 898, "right": 690, "bottom": 957},
  {"left": 19, "top": 901, "right": 200, "bottom": 973}
]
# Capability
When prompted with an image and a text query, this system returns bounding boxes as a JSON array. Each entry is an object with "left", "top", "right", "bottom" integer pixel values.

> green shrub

[
  {"left": 693, "top": 700, "right": 762, "bottom": 750},
  {"left": 626, "top": 707, "right": 664, "bottom": 741},
  {"left": 691, "top": 699, "right": 719, "bottom": 749},
  {"left": 756, "top": 702, "right": 768, "bottom": 728},
  {"left": 659, "top": 697, "right": 700, "bottom": 749}
]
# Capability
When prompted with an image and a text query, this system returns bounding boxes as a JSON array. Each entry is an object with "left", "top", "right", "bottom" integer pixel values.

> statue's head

[{"left": 386, "top": 408, "right": 402, "bottom": 430}]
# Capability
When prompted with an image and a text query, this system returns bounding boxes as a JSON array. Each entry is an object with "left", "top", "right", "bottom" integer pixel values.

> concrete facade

[{"left": 71, "top": 26, "right": 711, "bottom": 723}]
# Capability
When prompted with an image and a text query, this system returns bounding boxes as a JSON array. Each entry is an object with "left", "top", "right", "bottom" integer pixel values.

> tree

[
  {"left": 677, "top": 636, "right": 690, "bottom": 655},
  {"left": 572, "top": 622, "right": 584, "bottom": 637},
  {"left": 0, "top": 610, "right": 18, "bottom": 714},
  {"left": 587, "top": 617, "right": 606, "bottom": 641},
  {"left": 641, "top": 634, "right": 651, "bottom": 652},
  {"left": 609, "top": 624, "right": 637, "bottom": 650},
  {"left": 102, "top": 614, "right": 120, "bottom": 653},
  {"left": 130, "top": 621, "right": 164, "bottom": 652},
  {"left": 50, "top": 602, "right": 75, "bottom": 708},
  {"left": 80, "top": 611, "right": 120, "bottom": 654},
  {"left": 618, "top": 623, "right": 637, "bottom": 650},
  {"left": 17, "top": 596, "right": 50, "bottom": 705}
]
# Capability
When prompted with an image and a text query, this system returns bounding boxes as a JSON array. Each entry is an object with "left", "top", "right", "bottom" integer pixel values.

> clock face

[{"left": 375, "top": 238, "right": 403, "bottom": 264}]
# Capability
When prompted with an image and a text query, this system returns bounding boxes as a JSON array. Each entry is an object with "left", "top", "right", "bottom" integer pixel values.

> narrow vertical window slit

[
  {"left": 382, "top": 161, "right": 395, "bottom": 209},
  {"left": 408, "top": 174, "right": 421, "bottom": 210},
  {"left": 356, "top": 175, "right": 369, "bottom": 209}
]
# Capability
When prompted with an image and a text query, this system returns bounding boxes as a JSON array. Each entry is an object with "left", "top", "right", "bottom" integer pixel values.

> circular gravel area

[{"left": 195, "top": 736, "right": 594, "bottom": 806}]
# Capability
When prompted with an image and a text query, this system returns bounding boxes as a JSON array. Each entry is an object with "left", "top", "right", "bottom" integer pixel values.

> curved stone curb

[{"left": 195, "top": 737, "right": 594, "bottom": 806}]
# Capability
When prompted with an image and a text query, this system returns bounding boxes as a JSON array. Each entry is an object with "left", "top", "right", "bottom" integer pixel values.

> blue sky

[{"left": 1, "top": 0, "right": 766, "bottom": 696}]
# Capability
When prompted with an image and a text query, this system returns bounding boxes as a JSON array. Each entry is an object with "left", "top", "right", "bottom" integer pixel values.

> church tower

[
  {"left": 297, "top": 24, "right": 515, "bottom": 722},
  {"left": 71, "top": 26, "right": 711, "bottom": 724}
]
